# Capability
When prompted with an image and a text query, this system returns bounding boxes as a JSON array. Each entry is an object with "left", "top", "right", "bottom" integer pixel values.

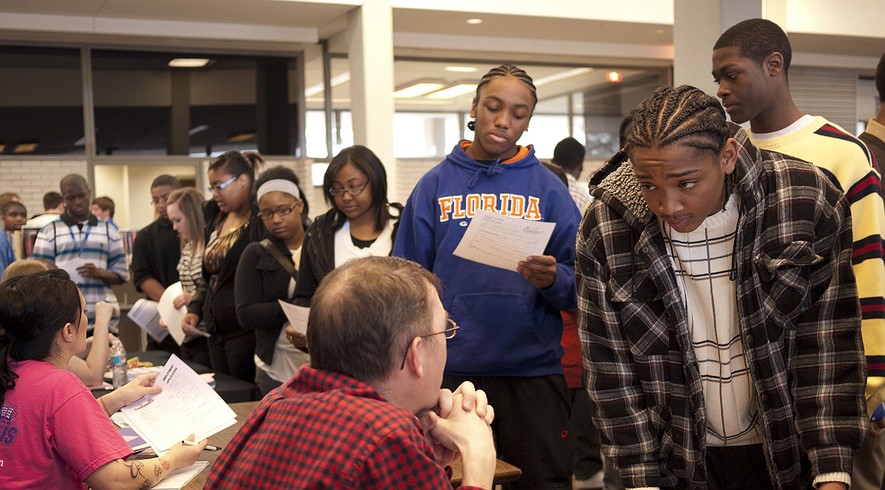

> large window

[
  {"left": 92, "top": 50, "right": 300, "bottom": 156},
  {"left": 303, "top": 57, "right": 667, "bottom": 161},
  {"left": 0, "top": 46, "right": 84, "bottom": 155}
]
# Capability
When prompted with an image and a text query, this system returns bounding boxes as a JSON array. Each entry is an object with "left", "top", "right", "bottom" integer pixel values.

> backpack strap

[{"left": 259, "top": 239, "right": 298, "bottom": 280}]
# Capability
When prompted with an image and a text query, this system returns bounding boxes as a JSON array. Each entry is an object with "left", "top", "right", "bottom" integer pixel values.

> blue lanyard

[{"left": 68, "top": 223, "right": 93, "bottom": 257}]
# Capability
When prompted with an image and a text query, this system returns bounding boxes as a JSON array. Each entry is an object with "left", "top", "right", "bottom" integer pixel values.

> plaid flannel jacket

[{"left": 576, "top": 129, "right": 866, "bottom": 489}]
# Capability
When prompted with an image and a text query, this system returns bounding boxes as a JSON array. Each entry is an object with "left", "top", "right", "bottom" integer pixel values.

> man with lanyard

[{"left": 33, "top": 174, "right": 128, "bottom": 332}]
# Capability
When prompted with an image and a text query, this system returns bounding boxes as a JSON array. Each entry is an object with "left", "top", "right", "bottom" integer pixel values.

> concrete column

[
  {"left": 346, "top": 0, "right": 397, "bottom": 200},
  {"left": 169, "top": 70, "right": 191, "bottom": 155},
  {"left": 672, "top": 0, "right": 764, "bottom": 96}
]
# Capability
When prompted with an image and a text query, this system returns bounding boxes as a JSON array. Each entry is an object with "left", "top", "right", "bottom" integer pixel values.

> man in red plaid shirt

[{"left": 206, "top": 256, "right": 497, "bottom": 489}]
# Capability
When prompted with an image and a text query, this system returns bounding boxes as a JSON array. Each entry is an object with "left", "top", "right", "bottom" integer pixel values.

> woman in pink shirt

[{"left": 0, "top": 269, "right": 206, "bottom": 489}]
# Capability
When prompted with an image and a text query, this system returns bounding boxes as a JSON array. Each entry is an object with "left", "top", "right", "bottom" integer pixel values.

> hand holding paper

[
  {"left": 453, "top": 209, "right": 556, "bottom": 272},
  {"left": 278, "top": 301, "right": 309, "bottom": 335},
  {"left": 516, "top": 254, "right": 557, "bottom": 289},
  {"left": 120, "top": 355, "right": 236, "bottom": 456}
]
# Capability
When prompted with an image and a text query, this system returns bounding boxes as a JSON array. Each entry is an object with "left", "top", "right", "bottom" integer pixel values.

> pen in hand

[{"left": 181, "top": 439, "right": 221, "bottom": 451}]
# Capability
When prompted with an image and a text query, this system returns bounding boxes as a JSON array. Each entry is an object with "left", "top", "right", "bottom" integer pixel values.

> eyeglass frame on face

[
  {"left": 208, "top": 175, "right": 240, "bottom": 194},
  {"left": 328, "top": 182, "right": 368, "bottom": 198},
  {"left": 399, "top": 318, "right": 459, "bottom": 370},
  {"left": 257, "top": 201, "right": 301, "bottom": 221}
]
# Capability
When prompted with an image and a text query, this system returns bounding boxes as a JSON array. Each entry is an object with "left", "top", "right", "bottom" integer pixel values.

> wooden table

[{"left": 184, "top": 401, "right": 520, "bottom": 488}]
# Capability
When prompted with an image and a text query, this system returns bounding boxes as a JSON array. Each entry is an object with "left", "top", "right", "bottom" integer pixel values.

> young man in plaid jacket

[{"left": 576, "top": 85, "right": 866, "bottom": 489}]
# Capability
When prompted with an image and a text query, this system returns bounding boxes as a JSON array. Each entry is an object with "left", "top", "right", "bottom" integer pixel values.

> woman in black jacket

[
  {"left": 293, "top": 145, "right": 401, "bottom": 307},
  {"left": 234, "top": 166, "right": 308, "bottom": 395},
  {"left": 184, "top": 151, "right": 264, "bottom": 384}
]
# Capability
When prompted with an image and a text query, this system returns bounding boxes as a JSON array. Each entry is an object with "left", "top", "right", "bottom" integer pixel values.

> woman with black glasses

[
  {"left": 293, "top": 145, "right": 402, "bottom": 308},
  {"left": 184, "top": 150, "right": 264, "bottom": 385},
  {"left": 234, "top": 166, "right": 310, "bottom": 395}
]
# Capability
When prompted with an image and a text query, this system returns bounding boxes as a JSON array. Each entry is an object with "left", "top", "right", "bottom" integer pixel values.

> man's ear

[
  {"left": 765, "top": 52, "right": 784, "bottom": 77},
  {"left": 721, "top": 138, "right": 739, "bottom": 175},
  {"left": 403, "top": 337, "right": 425, "bottom": 377}
]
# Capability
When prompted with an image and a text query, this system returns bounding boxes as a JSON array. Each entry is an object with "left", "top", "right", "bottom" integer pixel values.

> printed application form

[
  {"left": 453, "top": 209, "right": 556, "bottom": 272},
  {"left": 120, "top": 354, "right": 236, "bottom": 455}
]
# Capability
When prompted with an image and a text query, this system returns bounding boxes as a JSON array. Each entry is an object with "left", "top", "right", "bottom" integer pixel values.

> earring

[{"left": 467, "top": 120, "right": 476, "bottom": 131}]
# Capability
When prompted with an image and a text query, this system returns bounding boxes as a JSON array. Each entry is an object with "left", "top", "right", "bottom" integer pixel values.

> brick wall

[{"left": 0, "top": 159, "right": 88, "bottom": 216}]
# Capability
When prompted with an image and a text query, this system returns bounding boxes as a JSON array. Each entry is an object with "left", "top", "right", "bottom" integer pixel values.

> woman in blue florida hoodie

[{"left": 394, "top": 64, "right": 581, "bottom": 490}]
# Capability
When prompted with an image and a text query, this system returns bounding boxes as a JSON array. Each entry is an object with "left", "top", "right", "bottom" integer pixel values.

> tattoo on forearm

[
  {"left": 124, "top": 460, "right": 146, "bottom": 480},
  {"left": 122, "top": 460, "right": 153, "bottom": 489}
]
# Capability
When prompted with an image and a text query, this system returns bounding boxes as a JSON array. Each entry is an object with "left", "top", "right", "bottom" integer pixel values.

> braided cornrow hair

[
  {"left": 474, "top": 64, "right": 538, "bottom": 110},
  {"left": 628, "top": 85, "right": 735, "bottom": 197},
  {"left": 628, "top": 85, "right": 729, "bottom": 155}
]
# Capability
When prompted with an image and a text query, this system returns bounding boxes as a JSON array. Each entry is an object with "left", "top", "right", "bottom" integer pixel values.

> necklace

[{"left": 223, "top": 214, "right": 248, "bottom": 233}]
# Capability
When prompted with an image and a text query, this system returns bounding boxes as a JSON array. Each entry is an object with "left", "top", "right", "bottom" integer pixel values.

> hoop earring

[{"left": 467, "top": 120, "right": 476, "bottom": 131}]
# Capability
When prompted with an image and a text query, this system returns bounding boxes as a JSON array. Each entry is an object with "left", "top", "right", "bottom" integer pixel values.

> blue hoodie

[{"left": 394, "top": 141, "right": 581, "bottom": 377}]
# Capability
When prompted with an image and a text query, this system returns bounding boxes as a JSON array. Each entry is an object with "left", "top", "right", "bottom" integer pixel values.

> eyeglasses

[
  {"left": 257, "top": 202, "right": 301, "bottom": 221},
  {"left": 399, "top": 318, "right": 459, "bottom": 370},
  {"left": 328, "top": 182, "right": 368, "bottom": 198},
  {"left": 208, "top": 175, "right": 239, "bottom": 193}
]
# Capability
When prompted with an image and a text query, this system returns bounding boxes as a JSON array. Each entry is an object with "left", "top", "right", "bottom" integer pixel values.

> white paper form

[
  {"left": 159, "top": 282, "right": 187, "bottom": 346},
  {"left": 153, "top": 461, "right": 209, "bottom": 489},
  {"left": 453, "top": 209, "right": 556, "bottom": 272},
  {"left": 61, "top": 256, "right": 87, "bottom": 285},
  {"left": 278, "top": 301, "right": 309, "bottom": 335},
  {"left": 120, "top": 354, "right": 236, "bottom": 456},
  {"left": 128, "top": 299, "right": 169, "bottom": 343}
]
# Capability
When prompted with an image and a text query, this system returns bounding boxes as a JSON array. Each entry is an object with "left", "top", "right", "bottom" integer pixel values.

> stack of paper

[{"left": 120, "top": 354, "right": 236, "bottom": 456}]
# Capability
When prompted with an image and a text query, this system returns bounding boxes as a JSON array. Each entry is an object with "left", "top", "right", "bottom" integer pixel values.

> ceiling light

[
  {"left": 168, "top": 58, "right": 211, "bottom": 68},
  {"left": 305, "top": 71, "right": 351, "bottom": 97},
  {"left": 394, "top": 82, "right": 446, "bottom": 98},
  {"left": 13, "top": 143, "right": 37, "bottom": 153},
  {"left": 427, "top": 83, "right": 476, "bottom": 99},
  {"left": 188, "top": 125, "right": 210, "bottom": 136},
  {"left": 229, "top": 133, "right": 256, "bottom": 143},
  {"left": 533, "top": 68, "right": 593, "bottom": 87},
  {"left": 426, "top": 83, "right": 477, "bottom": 99},
  {"left": 466, "top": 18, "right": 482, "bottom": 25},
  {"left": 606, "top": 71, "right": 623, "bottom": 83},
  {"left": 445, "top": 66, "right": 478, "bottom": 73}
]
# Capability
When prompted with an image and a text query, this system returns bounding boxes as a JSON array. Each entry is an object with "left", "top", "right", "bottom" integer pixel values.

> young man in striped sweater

[{"left": 713, "top": 19, "right": 885, "bottom": 489}]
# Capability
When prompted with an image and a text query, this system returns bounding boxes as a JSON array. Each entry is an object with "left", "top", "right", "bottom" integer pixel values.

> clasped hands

[{"left": 419, "top": 381, "right": 495, "bottom": 467}]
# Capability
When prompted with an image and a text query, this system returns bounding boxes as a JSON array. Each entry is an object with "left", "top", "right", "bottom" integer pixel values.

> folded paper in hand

[
  {"left": 278, "top": 300, "right": 309, "bottom": 335},
  {"left": 120, "top": 354, "right": 236, "bottom": 456},
  {"left": 159, "top": 282, "right": 187, "bottom": 346},
  {"left": 128, "top": 299, "right": 168, "bottom": 343}
]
